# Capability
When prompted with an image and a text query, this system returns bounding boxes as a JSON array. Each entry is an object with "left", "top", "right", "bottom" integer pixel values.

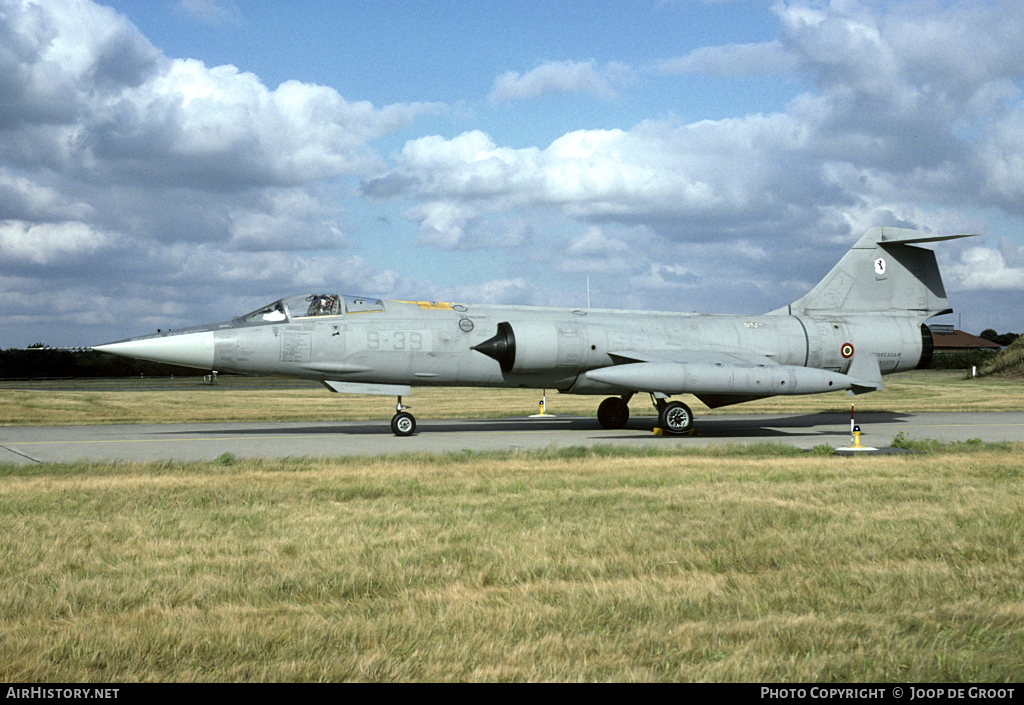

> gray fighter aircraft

[{"left": 93, "top": 227, "right": 973, "bottom": 436}]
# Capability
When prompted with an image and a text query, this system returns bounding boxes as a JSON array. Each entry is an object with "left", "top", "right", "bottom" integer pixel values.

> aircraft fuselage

[
  {"left": 93, "top": 227, "right": 970, "bottom": 436},
  {"left": 104, "top": 300, "right": 926, "bottom": 396}
]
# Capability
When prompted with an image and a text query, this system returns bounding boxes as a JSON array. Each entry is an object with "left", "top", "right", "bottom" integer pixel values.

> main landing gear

[
  {"left": 597, "top": 395, "right": 631, "bottom": 429},
  {"left": 596, "top": 394, "right": 695, "bottom": 435},
  {"left": 390, "top": 396, "right": 416, "bottom": 436},
  {"left": 657, "top": 399, "right": 694, "bottom": 435}
]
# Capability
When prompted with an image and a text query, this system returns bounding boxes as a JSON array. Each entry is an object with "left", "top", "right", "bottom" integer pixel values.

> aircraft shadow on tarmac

[
  {"left": 162, "top": 417, "right": 599, "bottom": 437},
  {"left": 588, "top": 411, "right": 915, "bottom": 440},
  {"left": 694, "top": 411, "right": 912, "bottom": 433},
  {"left": 161, "top": 411, "right": 915, "bottom": 439}
]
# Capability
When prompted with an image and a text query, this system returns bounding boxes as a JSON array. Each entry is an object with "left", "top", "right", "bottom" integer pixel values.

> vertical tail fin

[{"left": 777, "top": 227, "right": 976, "bottom": 319}]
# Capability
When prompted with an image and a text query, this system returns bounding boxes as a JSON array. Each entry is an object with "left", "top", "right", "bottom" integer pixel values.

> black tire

[
  {"left": 659, "top": 401, "right": 693, "bottom": 435},
  {"left": 597, "top": 396, "right": 630, "bottom": 429},
  {"left": 391, "top": 411, "right": 416, "bottom": 436}
]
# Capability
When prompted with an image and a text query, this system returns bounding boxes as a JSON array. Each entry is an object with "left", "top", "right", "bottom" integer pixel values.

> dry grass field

[
  {"left": 1, "top": 372, "right": 1021, "bottom": 427},
  {"left": 1, "top": 374, "right": 1022, "bottom": 681},
  {"left": 980, "top": 336, "right": 1024, "bottom": 379},
  {"left": 1, "top": 442, "right": 1023, "bottom": 682}
]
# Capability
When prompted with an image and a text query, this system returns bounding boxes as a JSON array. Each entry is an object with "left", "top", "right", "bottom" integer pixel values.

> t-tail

[{"left": 773, "top": 227, "right": 976, "bottom": 319}]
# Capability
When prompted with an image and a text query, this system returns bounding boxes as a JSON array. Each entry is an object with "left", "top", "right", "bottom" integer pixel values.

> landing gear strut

[{"left": 390, "top": 396, "right": 416, "bottom": 436}]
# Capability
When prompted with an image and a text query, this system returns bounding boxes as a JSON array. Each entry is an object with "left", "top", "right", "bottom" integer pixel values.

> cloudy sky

[{"left": 2, "top": 0, "right": 1023, "bottom": 348}]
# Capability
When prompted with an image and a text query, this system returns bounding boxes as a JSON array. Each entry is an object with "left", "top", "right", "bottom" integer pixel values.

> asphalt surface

[{"left": 2, "top": 412, "right": 1023, "bottom": 465}]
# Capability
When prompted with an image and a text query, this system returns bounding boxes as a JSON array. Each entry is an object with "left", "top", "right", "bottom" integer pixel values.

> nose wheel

[{"left": 390, "top": 397, "right": 416, "bottom": 436}]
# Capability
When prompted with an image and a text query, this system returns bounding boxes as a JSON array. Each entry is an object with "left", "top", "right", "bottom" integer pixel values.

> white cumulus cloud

[
  {"left": 489, "top": 60, "right": 633, "bottom": 103},
  {"left": 0, "top": 220, "right": 111, "bottom": 265},
  {"left": 948, "top": 245, "right": 1024, "bottom": 291}
]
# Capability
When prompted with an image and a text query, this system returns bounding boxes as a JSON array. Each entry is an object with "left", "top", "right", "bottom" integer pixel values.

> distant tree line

[
  {"left": 979, "top": 329, "right": 1020, "bottom": 347},
  {"left": 0, "top": 348, "right": 203, "bottom": 379}
]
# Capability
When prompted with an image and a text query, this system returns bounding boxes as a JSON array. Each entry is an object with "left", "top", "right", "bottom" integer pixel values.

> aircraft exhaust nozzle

[{"left": 92, "top": 330, "right": 216, "bottom": 371}]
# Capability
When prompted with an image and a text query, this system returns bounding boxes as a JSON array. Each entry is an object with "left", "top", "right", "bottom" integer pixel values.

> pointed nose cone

[{"left": 93, "top": 330, "right": 215, "bottom": 370}]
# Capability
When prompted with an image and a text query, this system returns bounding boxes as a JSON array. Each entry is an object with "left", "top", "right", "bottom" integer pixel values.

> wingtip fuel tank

[{"left": 583, "top": 360, "right": 859, "bottom": 397}]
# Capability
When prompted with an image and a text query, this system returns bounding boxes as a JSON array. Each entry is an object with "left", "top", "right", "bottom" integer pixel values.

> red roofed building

[{"left": 928, "top": 325, "right": 1002, "bottom": 353}]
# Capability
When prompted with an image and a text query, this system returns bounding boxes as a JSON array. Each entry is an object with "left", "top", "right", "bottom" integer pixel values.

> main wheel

[
  {"left": 391, "top": 411, "right": 416, "bottom": 436},
  {"left": 597, "top": 396, "right": 630, "bottom": 429},
  {"left": 659, "top": 401, "right": 693, "bottom": 435}
]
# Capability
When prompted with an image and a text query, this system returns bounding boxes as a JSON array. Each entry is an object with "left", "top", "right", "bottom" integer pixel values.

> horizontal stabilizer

[{"left": 870, "top": 228, "right": 979, "bottom": 245}]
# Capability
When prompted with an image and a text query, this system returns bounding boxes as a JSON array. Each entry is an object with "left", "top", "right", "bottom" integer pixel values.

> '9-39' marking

[{"left": 365, "top": 330, "right": 430, "bottom": 352}]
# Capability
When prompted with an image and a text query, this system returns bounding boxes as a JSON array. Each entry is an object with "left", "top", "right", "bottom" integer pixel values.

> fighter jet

[{"left": 93, "top": 227, "right": 973, "bottom": 436}]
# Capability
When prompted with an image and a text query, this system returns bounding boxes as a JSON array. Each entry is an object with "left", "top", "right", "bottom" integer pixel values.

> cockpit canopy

[{"left": 236, "top": 294, "right": 385, "bottom": 324}]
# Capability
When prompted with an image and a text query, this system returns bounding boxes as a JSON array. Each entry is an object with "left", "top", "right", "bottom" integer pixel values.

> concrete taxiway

[{"left": 2, "top": 412, "right": 1023, "bottom": 465}]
